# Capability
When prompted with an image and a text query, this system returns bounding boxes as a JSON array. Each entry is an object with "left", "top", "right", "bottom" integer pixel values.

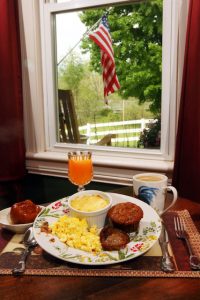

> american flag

[{"left": 89, "top": 15, "right": 120, "bottom": 102}]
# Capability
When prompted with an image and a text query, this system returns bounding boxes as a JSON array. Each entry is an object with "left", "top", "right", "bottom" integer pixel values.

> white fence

[{"left": 79, "top": 118, "right": 154, "bottom": 146}]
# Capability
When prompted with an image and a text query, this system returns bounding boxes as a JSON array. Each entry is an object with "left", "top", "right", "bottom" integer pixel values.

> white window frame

[{"left": 18, "top": 0, "right": 189, "bottom": 186}]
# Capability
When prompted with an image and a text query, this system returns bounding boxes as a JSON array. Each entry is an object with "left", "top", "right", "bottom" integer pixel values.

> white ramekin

[{"left": 68, "top": 190, "right": 112, "bottom": 228}]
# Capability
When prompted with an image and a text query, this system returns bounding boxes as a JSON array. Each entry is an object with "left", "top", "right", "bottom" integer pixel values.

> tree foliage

[
  {"left": 80, "top": 0, "right": 162, "bottom": 115},
  {"left": 58, "top": 52, "right": 154, "bottom": 126},
  {"left": 58, "top": 53, "right": 84, "bottom": 102},
  {"left": 138, "top": 117, "right": 161, "bottom": 148}
]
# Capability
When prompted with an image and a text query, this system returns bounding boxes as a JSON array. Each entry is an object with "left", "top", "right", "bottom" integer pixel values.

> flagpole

[
  {"left": 57, "top": 17, "right": 101, "bottom": 66},
  {"left": 57, "top": 8, "right": 113, "bottom": 66}
]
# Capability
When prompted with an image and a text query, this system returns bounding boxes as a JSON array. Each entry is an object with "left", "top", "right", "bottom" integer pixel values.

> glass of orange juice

[{"left": 68, "top": 151, "right": 93, "bottom": 191}]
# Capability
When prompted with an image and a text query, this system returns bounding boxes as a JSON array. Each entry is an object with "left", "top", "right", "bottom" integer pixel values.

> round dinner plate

[{"left": 33, "top": 193, "right": 161, "bottom": 266}]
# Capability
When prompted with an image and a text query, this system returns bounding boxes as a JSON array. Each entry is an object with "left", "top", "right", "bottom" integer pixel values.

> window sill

[{"left": 26, "top": 151, "right": 174, "bottom": 186}]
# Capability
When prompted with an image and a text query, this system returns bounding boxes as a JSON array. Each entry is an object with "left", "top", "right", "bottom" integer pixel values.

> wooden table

[{"left": 0, "top": 189, "right": 200, "bottom": 300}]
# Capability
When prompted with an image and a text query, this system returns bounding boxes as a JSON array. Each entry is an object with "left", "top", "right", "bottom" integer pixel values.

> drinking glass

[{"left": 68, "top": 151, "right": 93, "bottom": 191}]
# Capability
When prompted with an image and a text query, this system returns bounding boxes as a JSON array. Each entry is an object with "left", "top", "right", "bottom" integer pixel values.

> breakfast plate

[{"left": 33, "top": 193, "right": 161, "bottom": 265}]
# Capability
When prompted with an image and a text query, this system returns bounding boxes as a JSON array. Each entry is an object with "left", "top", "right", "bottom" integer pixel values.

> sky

[{"left": 56, "top": 11, "right": 88, "bottom": 64}]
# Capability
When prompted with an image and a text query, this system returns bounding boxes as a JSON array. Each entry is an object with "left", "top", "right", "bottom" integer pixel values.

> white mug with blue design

[{"left": 133, "top": 173, "right": 178, "bottom": 216}]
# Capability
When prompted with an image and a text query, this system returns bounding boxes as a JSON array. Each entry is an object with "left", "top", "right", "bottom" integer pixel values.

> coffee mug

[{"left": 133, "top": 173, "right": 178, "bottom": 215}]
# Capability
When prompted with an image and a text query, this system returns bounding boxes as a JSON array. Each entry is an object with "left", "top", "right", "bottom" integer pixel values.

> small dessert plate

[{"left": 0, "top": 206, "right": 44, "bottom": 234}]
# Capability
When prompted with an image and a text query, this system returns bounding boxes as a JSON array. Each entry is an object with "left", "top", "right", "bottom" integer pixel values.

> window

[
  {"left": 19, "top": 0, "right": 188, "bottom": 185},
  {"left": 55, "top": 4, "right": 161, "bottom": 149}
]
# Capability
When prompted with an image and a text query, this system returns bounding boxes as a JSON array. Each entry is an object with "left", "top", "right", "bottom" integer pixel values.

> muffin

[
  {"left": 107, "top": 202, "right": 143, "bottom": 233},
  {"left": 10, "top": 199, "right": 41, "bottom": 224}
]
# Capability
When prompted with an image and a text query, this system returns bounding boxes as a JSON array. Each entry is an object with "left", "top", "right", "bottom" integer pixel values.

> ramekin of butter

[{"left": 68, "top": 190, "right": 112, "bottom": 228}]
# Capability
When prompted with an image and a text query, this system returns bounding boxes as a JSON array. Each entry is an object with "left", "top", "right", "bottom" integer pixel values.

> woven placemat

[
  {"left": 0, "top": 210, "right": 200, "bottom": 278},
  {"left": 177, "top": 210, "right": 200, "bottom": 256},
  {"left": 163, "top": 210, "right": 200, "bottom": 272},
  {"left": 0, "top": 268, "right": 199, "bottom": 278}
]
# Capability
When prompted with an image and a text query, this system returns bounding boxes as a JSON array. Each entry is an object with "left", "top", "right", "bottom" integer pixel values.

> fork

[{"left": 174, "top": 216, "right": 200, "bottom": 270}]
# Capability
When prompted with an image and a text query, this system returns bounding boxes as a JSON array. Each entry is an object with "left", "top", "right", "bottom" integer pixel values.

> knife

[{"left": 159, "top": 222, "right": 175, "bottom": 272}]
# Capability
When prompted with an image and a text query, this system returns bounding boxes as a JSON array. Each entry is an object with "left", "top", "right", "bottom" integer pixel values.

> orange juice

[{"left": 68, "top": 154, "right": 93, "bottom": 186}]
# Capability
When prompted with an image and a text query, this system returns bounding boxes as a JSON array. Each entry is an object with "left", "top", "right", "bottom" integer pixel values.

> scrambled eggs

[
  {"left": 71, "top": 195, "right": 108, "bottom": 212},
  {"left": 50, "top": 215, "right": 102, "bottom": 253}
]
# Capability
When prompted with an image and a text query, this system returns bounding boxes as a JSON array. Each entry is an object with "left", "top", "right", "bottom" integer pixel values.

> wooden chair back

[
  {"left": 58, "top": 89, "right": 116, "bottom": 145},
  {"left": 58, "top": 89, "right": 80, "bottom": 143}
]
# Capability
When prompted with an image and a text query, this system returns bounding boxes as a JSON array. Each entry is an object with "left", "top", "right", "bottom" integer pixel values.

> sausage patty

[{"left": 100, "top": 226, "right": 130, "bottom": 251}]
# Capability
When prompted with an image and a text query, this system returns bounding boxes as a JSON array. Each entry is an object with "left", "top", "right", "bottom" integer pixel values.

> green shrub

[{"left": 138, "top": 118, "right": 161, "bottom": 148}]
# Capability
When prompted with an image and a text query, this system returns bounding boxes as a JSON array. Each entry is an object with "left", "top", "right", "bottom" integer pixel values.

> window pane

[{"left": 55, "top": 1, "right": 162, "bottom": 149}]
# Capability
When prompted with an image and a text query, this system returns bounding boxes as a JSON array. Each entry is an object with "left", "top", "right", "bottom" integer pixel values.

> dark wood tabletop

[{"left": 0, "top": 188, "right": 200, "bottom": 300}]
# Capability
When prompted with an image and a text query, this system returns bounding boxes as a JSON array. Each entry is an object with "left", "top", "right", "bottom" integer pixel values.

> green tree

[
  {"left": 80, "top": 0, "right": 162, "bottom": 115},
  {"left": 58, "top": 55, "right": 111, "bottom": 126},
  {"left": 77, "top": 63, "right": 104, "bottom": 125},
  {"left": 58, "top": 52, "right": 84, "bottom": 104}
]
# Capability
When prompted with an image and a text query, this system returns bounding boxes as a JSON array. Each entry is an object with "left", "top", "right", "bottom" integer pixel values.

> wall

[{"left": 23, "top": 174, "right": 123, "bottom": 205}]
